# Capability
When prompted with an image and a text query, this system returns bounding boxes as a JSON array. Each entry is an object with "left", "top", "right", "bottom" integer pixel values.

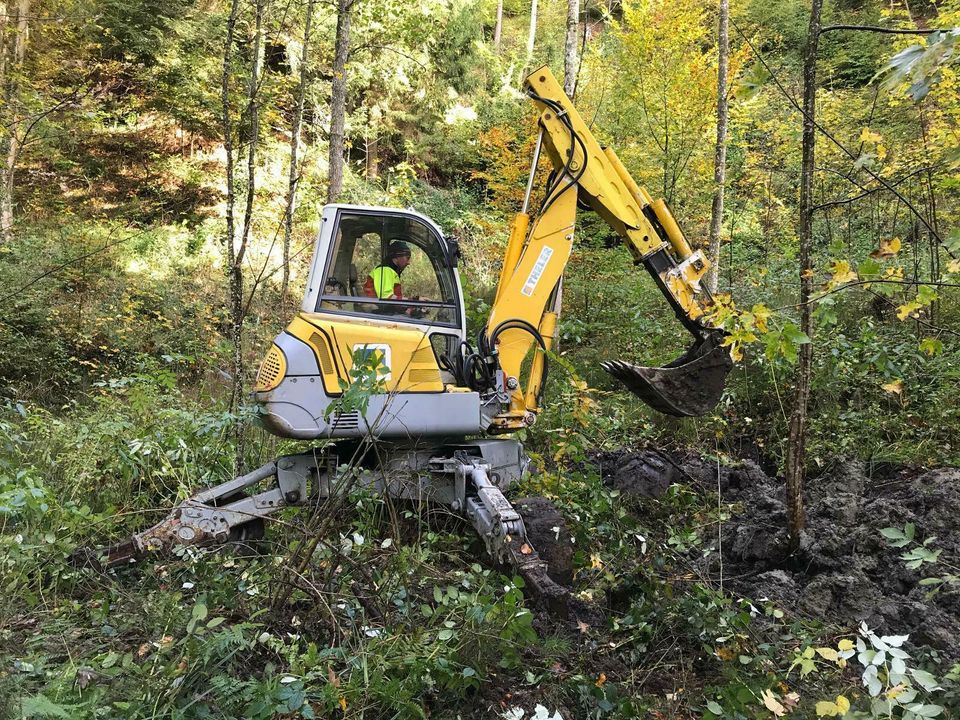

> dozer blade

[{"left": 602, "top": 332, "right": 732, "bottom": 417}]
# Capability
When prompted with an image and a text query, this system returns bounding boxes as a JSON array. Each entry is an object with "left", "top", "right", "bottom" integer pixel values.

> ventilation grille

[
  {"left": 407, "top": 344, "right": 440, "bottom": 386},
  {"left": 254, "top": 345, "right": 286, "bottom": 391},
  {"left": 408, "top": 368, "right": 441, "bottom": 384},
  {"left": 309, "top": 333, "right": 335, "bottom": 375},
  {"left": 330, "top": 411, "right": 360, "bottom": 429}
]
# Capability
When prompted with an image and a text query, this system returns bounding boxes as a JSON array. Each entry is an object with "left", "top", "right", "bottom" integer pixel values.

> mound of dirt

[{"left": 598, "top": 451, "right": 960, "bottom": 658}]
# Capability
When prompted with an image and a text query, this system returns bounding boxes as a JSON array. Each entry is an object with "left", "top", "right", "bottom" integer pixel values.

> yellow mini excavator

[{"left": 94, "top": 67, "right": 732, "bottom": 604}]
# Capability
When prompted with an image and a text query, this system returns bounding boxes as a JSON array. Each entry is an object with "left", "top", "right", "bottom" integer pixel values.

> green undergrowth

[{"left": 2, "top": 373, "right": 958, "bottom": 718}]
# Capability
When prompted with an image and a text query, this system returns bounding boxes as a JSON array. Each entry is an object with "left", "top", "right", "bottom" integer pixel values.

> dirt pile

[{"left": 597, "top": 450, "right": 960, "bottom": 658}]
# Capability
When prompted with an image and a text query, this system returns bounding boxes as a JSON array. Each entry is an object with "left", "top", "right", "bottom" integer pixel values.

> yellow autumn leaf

[
  {"left": 716, "top": 645, "right": 737, "bottom": 661},
  {"left": 752, "top": 303, "right": 771, "bottom": 332},
  {"left": 870, "top": 237, "right": 901, "bottom": 259},
  {"left": 897, "top": 302, "right": 920, "bottom": 321},
  {"left": 801, "top": 269, "right": 815, "bottom": 279},
  {"left": 339, "top": 696, "right": 348, "bottom": 712},
  {"left": 815, "top": 695, "right": 850, "bottom": 717},
  {"left": 815, "top": 647, "right": 839, "bottom": 662},
  {"left": 882, "top": 379, "right": 904, "bottom": 396},
  {"left": 859, "top": 127, "right": 883, "bottom": 145},
  {"left": 828, "top": 260, "right": 857, "bottom": 288},
  {"left": 590, "top": 553, "right": 603, "bottom": 569},
  {"left": 837, "top": 639, "right": 855, "bottom": 652},
  {"left": 886, "top": 684, "right": 907, "bottom": 699},
  {"left": 947, "top": 259, "right": 960, "bottom": 273},
  {"left": 595, "top": 672, "right": 607, "bottom": 687},
  {"left": 815, "top": 701, "right": 836, "bottom": 717}
]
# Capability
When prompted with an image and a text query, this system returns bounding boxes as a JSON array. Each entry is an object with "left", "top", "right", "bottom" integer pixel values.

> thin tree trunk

[
  {"left": 493, "top": 0, "right": 503, "bottom": 51},
  {"left": 327, "top": 0, "right": 353, "bottom": 203},
  {"left": 784, "top": 0, "right": 823, "bottom": 551},
  {"left": 365, "top": 136, "right": 378, "bottom": 179},
  {"left": 526, "top": 0, "right": 538, "bottom": 59},
  {"left": 1, "top": 0, "right": 28, "bottom": 243},
  {"left": 228, "top": 0, "right": 264, "bottom": 469},
  {"left": 221, "top": 0, "right": 241, "bottom": 470},
  {"left": 283, "top": 0, "right": 316, "bottom": 303},
  {"left": 706, "top": 0, "right": 729, "bottom": 294},
  {"left": 564, "top": 0, "right": 579, "bottom": 96}
]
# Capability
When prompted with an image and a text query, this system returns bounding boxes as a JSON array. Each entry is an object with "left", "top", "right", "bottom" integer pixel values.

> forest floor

[
  {"left": 4, "top": 439, "right": 959, "bottom": 718},
  {"left": 598, "top": 449, "right": 960, "bottom": 660}
]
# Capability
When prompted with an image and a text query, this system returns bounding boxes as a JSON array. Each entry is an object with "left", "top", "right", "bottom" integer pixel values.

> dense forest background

[{"left": 1, "top": 0, "right": 960, "bottom": 717}]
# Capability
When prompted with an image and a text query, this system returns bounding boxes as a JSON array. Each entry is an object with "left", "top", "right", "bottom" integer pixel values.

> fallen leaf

[
  {"left": 595, "top": 672, "right": 607, "bottom": 687},
  {"left": 715, "top": 645, "right": 737, "bottom": 661},
  {"left": 519, "top": 543, "right": 533, "bottom": 555},
  {"left": 882, "top": 379, "right": 904, "bottom": 396},
  {"left": 137, "top": 643, "right": 151, "bottom": 658},
  {"left": 762, "top": 688, "right": 786, "bottom": 717},
  {"left": 328, "top": 666, "right": 341, "bottom": 688},
  {"left": 576, "top": 619, "right": 590, "bottom": 634}
]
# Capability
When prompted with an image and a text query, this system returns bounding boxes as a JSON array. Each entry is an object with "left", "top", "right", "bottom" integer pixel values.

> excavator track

[{"left": 78, "top": 444, "right": 576, "bottom": 615}]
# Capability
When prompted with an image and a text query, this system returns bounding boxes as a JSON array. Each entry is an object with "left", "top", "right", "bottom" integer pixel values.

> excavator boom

[{"left": 484, "top": 66, "right": 731, "bottom": 426}]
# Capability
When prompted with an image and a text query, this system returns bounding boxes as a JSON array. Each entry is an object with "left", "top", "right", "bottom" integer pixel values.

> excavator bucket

[{"left": 601, "top": 332, "right": 733, "bottom": 417}]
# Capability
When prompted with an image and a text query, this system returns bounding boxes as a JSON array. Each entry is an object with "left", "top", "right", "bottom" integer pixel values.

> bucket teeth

[{"left": 602, "top": 333, "right": 732, "bottom": 417}]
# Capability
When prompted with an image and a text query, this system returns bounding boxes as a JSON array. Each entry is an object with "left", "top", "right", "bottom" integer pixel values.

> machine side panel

[{"left": 256, "top": 381, "right": 484, "bottom": 439}]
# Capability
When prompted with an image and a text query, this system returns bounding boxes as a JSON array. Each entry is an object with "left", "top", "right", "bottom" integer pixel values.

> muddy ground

[{"left": 596, "top": 450, "right": 960, "bottom": 660}]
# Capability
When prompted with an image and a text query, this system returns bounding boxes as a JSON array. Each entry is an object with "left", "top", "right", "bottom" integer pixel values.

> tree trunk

[
  {"left": 784, "top": 0, "right": 823, "bottom": 551},
  {"left": 493, "top": 0, "right": 503, "bottom": 51},
  {"left": 706, "top": 0, "right": 729, "bottom": 294},
  {"left": 365, "top": 136, "right": 378, "bottom": 179},
  {"left": 526, "top": 0, "right": 538, "bottom": 59},
  {"left": 283, "top": 0, "right": 316, "bottom": 304},
  {"left": 327, "top": 0, "right": 353, "bottom": 203},
  {"left": 564, "top": 0, "right": 579, "bottom": 96},
  {"left": 1, "top": 0, "right": 28, "bottom": 243},
  {"left": 221, "top": 0, "right": 241, "bottom": 470}
]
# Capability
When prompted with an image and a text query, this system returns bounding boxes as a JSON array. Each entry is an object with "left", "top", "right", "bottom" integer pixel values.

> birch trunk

[
  {"left": 526, "top": 0, "right": 538, "bottom": 59},
  {"left": 327, "top": 0, "right": 353, "bottom": 203},
  {"left": 282, "top": 0, "right": 316, "bottom": 303},
  {"left": 564, "top": 0, "right": 579, "bottom": 96},
  {"left": 784, "top": 0, "right": 823, "bottom": 551},
  {"left": 1, "top": 0, "right": 28, "bottom": 243},
  {"left": 365, "top": 136, "right": 378, "bottom": 179},
  {"left": 706, "top": 0, "right": 729, "bottom": 294},
  {"left": 493, "top": 0, "right": 503, "bottom": 51}
]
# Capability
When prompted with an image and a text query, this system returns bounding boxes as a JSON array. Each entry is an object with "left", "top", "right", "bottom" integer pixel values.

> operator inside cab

[{"left": 364, "top": 240, "right": 412, "bottom": 302}]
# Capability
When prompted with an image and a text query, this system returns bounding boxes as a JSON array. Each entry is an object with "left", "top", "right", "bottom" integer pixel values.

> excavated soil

[{"left": 596, "top": 450, "right": 960, "bottom": 659}]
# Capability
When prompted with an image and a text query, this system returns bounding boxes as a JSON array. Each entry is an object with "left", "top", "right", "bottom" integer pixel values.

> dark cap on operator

[{"left": 387, "top": 240, "right": 412, "bottom": 258}]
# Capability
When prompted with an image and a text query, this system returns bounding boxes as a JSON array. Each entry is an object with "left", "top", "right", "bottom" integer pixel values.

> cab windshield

[{"left": 317, "top": 210, "right": 459, "bottom": 326}]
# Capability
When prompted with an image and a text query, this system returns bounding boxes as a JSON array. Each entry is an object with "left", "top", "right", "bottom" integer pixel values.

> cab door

[{"left": 299, "top": 205, "right": 467, "bottom": 394}]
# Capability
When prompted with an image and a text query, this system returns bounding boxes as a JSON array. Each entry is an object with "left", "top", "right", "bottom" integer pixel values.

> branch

[
  {"left": 773, "top": 278, "right": 960, "bottom": 312},
  {"left": 732, "top": 21, "right": 953, "bottom": 258},
  {"left": 820, "top": 24, "right": 945, "bottom": 35},
  {"left": 0, "top": 226, "right": 143, "bottom": 307},
  {"left": 812, "top": 165, "right": 935, "bottom": 211}
]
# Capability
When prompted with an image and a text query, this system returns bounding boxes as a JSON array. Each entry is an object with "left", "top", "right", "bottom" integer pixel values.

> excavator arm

[{"left": 484, "top": 66, "right": 732, "bottom": 431}]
